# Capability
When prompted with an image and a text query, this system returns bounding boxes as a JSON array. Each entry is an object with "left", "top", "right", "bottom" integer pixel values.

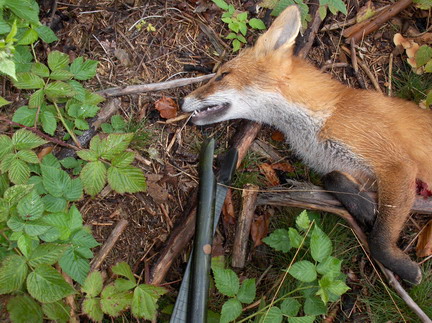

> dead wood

[
  {"left": 96, "top": 74, "right": 215, "bottom": 98},
  {"left": 257, "top": 181, "right": 432, "bottom": 323},
  {"left": 343, "top": 0, "right": 413, "bottom": 42},
  {"left": 232, "top": 184, "right": 259, "bottom": 268},
  {"left": 230, "top": 121, "right": 262, "bottom": 168},
  {"left": 90, "top": 219, "right": 128, "bottom": 271}
]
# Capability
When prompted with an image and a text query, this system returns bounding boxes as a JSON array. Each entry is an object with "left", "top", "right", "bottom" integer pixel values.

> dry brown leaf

[
  {"left": 259, "top": 163, "right": 280, "bottom": 186},
  {"left": 271, "top": 130, "right": 285, "bottom": 142},
  {"left": 222, "top": 189, "right": 236, "bottom": 225},
  {"left": 38, "top": 146, "right": 53, "bottom": 160},
  {"left": 155, "top": 97, "right": 178, "bottom": 119},
  {"left": 416, "top": 219, "right": 432, "bottom": 257},
  {"left": 146, "top": 174, "right": 169, "bottom": 204},
  {"left": 251, "top": 213, "right": 270, "bottom": 247},
  {"left": 271, "top": 162, "right": 295, "bottom": 173}
]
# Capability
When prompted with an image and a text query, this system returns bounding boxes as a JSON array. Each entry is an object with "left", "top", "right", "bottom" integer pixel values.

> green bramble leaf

[
  {"left": 14, "top": 72, "right": 45, "bottom": 89},
  {"left": 304, "top": 296, "right": 327, "bottom": 316},
  {"left": 220, "top": 298, "right": 242, "bottom": 323},
  {"left": 233, "top": 39, "right": 241, "bottom": 52},
  {"left": 42, "top": 301, "right": 71, "bottom": 323},
  {"left": 0, "top": 96, "right": 11, "bottom": 108},
  {"left": 50, "top": 70, "right": 74, "bottom": 81},
  {"left": 17, "top": 190, "right": 44, "bottom": 220},
  {"left": 316, "top": 256, "right": 342, "bottom": 277},
  {"left": 59, "top": 247, "right": 90, "bottom": 284},
  {"left": 0, "top": 135, "right": 13, "bottom": 159},
  {"left": 213, "top": 0, "right": 229, "bottom": 10},
  {"left": 80, "top": 161, "right": 107, "bottom": 196},
  {"left": 416, "top": 45, "right": 432, "bottom": 67},
  {"left": 237, "top": 278, "right": 256, "bottom": 304},
  {"left": 100, "top": 133, "right": 134, "bottom": 160},
  {"left": 288, "top": 261, "right": 317, "bottom": 282},
  {"left": 74, "top": 118, "right": 89, "bottom": 130},
  {"left": 8, "top": 158, "right": 31, "bottom": 184},
  {"left": 7, "top": 295, "right": 43, "bottom": 323},
  {"left": 249, "top": 18, "right": 266, "bottom": 30},
  {"left": 27, "top": 264, "right": 75, "bottom": 303},
  {"left": 17, "top": 28, "right": 39, "bottom": 45},
  {"left": 12, "top": 129, "right": 47, "bottom": 150},
  {"left": 112, "top": 261, "right": 136, "bottom": 283},
  {"left": 47, "top": 51, "right": 70, "bottom": 71},
  {"left": 100, "top": 284, "right": 133, "bottom": 317},
  {"left": 320, "top": 0, "right": 347, "bottom": 15},
  {"left": 12, "top": 106, "right": 36, "bottom": 126},
  {"left": 45, "top": 81, "right": 76, "bottom": 101},
  {"left": 288, "top": 316, "right": 316, "bottom": 323},
  {"left": 13, "top": 46, "right": 33, "bottom": 73},
  {"left": 29, "top": 89, "right": 45, "bottom": 108},
  {"left": 107, "top": 165, "right": 147, "bottom": 194},
  {"left": 83, "top": 298, "right": 104, "bottom": 322},
  {"left": 4, "top": 184, "right": 34, "bottom": 205},
  {"left": 40, "top": 110, "right": 57, "bottom": 135},
  {"left": 35, "top": 25, "right": 59, "bottom": 43},
  {"left": 28, "top": 243, "right": 68, "bottom": 266},
  {"left": 261, "top": 306, "right": 283, "bottom": 323},
  {"left": 17, "top": 233, "right": 37, "bottom": 258},
  {"left": 4, "top": 0, "right": 40, "bottom": 24},
  {"left": 31, "top": 63, "right": 50, "bottom": 78},
  {"left": 16, "top": 150, "right": 39, "bottom": 164},
  {"left": 288, "top": 227, "right": 303, "bottom": 248},
  {"left": 263, "top": 228, "right": 291, "bottom": 252},
  {"left": 280, "top": 297, "right": 301, "bottom": 316},
  {"left": 70, "top": 57, "right": 99, "bottom": 80},
  {"left": 82, "top": 271, "right": 103, "bottom": 297},
  {"left": 0, "top": 57, "right": 17, "bottom": 80},
  {"left": 212, "top": 267, "right": 239, "bottom": 297},
  {"left": 296, "top": 210, "right": 311, "bottom": 231},
  {"left": 310, "top": 225, "right": 332, "bottom": 262},
  {"left": 111, "top": 151, "right": 135, "bottom": 168},
  {"left": 0, "top": 254, "right": 28, "bottom": 294},
  {"left": 131, "top": 284, "right": 167, "bottom": 320}
]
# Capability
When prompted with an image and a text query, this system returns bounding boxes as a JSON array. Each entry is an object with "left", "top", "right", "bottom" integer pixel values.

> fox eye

[{"left": 215, "top": 71, "right": 229, "bottom": 81}]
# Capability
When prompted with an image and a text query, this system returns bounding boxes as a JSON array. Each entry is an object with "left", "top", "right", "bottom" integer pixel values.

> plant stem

[{"left": 53, "top": 102, "right": 81, "bottom": 148}]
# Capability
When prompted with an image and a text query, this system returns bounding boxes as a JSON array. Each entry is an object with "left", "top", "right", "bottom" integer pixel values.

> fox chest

[{"left": 268, "top": 106, "right": 371, "bottom": 176}]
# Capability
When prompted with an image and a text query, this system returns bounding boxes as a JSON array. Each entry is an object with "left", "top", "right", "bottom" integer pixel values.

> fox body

[{"left": 182, "top": 6, "right": 430, "bottom": 284}]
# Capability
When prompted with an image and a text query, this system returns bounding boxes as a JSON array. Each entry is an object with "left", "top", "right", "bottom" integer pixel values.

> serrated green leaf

[
  {"left": 304, "top": 296, "right": 327, "bottom": 315},
  {"left": 0, "top": 198, "right": 10, "bottom": 222},
  {"left": 0, "top": 254, "right": 28, "bottom": 294},
  {"left": 29, "top": 89, "right": 45, "bottom": 109},
  {"left": 17, "top": 190, "right": 44, "bottom": 220},
  {"left": 35, "top": 25, "right": 59, "bottom": 43},
  {"left": 9, "top": 158, "right": 30, "bottom": 184},
  {"left": 13, "top": 46, "right": 33, "bottom": 73},
  {"left": 28, "top": 243, "right": 68, "bottom": 266},
  {"left": 47, "top": 51, "right": 70, "bottom": 71},
  {"left": 249, "top": 18, "right": 266, "bottom": 30},
  {"left": 24, "top": 219, "right": 52, "bottom": 236},
  {"left": 27, "top": 264, "right": 75, "bottom": 302},
  {"left": 41, "top": 164, "right": 70, "bottom": 197},
  {"left": 83, "top": 298, "right": 104, "bottom": 322},
  {"left": 31, "top": 62, "right": 50, "bottom": 78},
  {"left": 101, "top": 133, "right": 134, "bottom": 160},
  {"left": 111, "top": 151, "right": 135, "bottom": 168},
  {"left": 288, "top": 316, "right": 316, "bottom": 323},
  {"left": 4, "top": 0, "right": 40, "bottom": 24},
  {"left": 212, "top": 267, "right": 239, "bottom": 297},
  {"left": 320, "top": 0, "right": 347, "bottom": 15},
  {"left": 80, "top": 161, "right": 107, "bottom": 196},
  {"left": 310, "top": 225, "right": 332, "bottom": 262},
  {"left": 212, "top": 0, "right": 229, "bottom": 10},
  {"left": 115, "top": 278, "right": 137, "bottom": 291},
  {"left": 425, "top": 59, "right": 432, "bottom": 73},
  {"left": 316, "top": 256, "right": 342, "bottom": 277},
  {"left": 59, "top": 247, "right": 90, "bottom": 284},
  {"left": 100, "top": 284, "right": 133, "bottom": 316},
  {"left": 7, "top": 295, "right": 43, "bottom": 323},
  {"left": 17, "top": 28, "right": 39, "bottom": 45},
  {"left": 261, "top": 306, "right": 283, "bottom": 323},
  {"left": 41, "top": 153, "right": 61, "bottom": 168},
  {"left": 39, "top": 212, "right": 70, "bottom": 241},
  {"left": 296, "top": 210, "right": 311, "bottom": 231},
  {"left": 60, "top": 157, "right": 79, "bottom": 169},
  {"left": 49, "top": 69, "right": 74, "bottom": 80},
  {"left": 74, "top": 118, "right": 89, "bottom": 130},
  {"left": 288, "top": 228, "right": 302, "bottom": 248},
  {"left": 42, "top": 301, "right": 70, "bottom": 323},
  {"left": 416, "top": 45, "right": 432, "bottom": 67},
  {"left": 0, "top": 135, "right": 13, "bottom": 159},
  {"left": 112, "top": 261, "right": 136, "bottom": 283},
  {"left": 0, "top": 96, "right": 11, "bottom": 108},
  {"left": 111, "top": 115, "right": 126, "bottom": 130},
  {"left": 237, "top": 278, "right": 256, "bottom": 304},
  {"left": 280, "top": 297, "right": 301, "bottom": 316},
  {"left": 12, "top": 129, "right": 47, "bottom": 150},
  {"left": 14, "top": 72, "right": 45, "bottom": 89},
  {"left": 64, "top": 178, "right": 83, "bottom": 201},
  {"left": 40, "top": 110, "right": 57, "bottom": 135},
  {"left": 226, "top": 32, "right": 237, "bottom": 40},
  {"left": 1, "top": 153, "right": 15, "bottom": 173},
  {"left": 16, "top": 150, "right": 39, "bottom": 163},
  {"left": 131, "top": 284, "right": 167, "bottom": 319},
  {"left": 82, "top": 271, "right": 103, "bottom": 297},
  {"left": 263, "top": 229, "right": 291, "bottom": 252},
  {"left": 76, "top": 149, "right": 98, "bottom": 161},
  {"left": 70, "top": 57, "right": 99, "bottom": 80},
  {"left": 4, "top": 184, "right": 33, "bottom": 204},
  {"left": 71, "top": 229, "right": 99, "bottom": 248},
  {"left": 232, "top": 38, "right": 241, "bottom": 52},
  {"left": 220, "top": 298, "right": 242, "bottom": 323},
  {"left": 288, "top": 261, "right": 317, "bottom": 282},
  {"left": 12, "top": 106, "right": 36, "bottom": 126},
  {"left": 0, "top": 57, "right": 17, "bottom": 80},
  {"left": 45, "top": 81, "right": 76, "bottom": 101},
  {"left": 107, "top": 165, "right": 147, "bottom": 194}
]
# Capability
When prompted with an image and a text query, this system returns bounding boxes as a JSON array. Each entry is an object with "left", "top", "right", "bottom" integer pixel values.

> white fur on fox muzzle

[{"left": 182, "top": 95, "right": 233, "bottom": 125}]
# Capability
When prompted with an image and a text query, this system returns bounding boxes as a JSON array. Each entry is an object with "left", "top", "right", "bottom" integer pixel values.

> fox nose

[{"left": 179, "top": 98, "right": 184, "bottom": 106}]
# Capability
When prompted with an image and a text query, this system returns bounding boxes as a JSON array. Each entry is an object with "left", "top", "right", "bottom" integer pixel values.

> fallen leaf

[
  {"left": 114, "top": 48, "right": 131, "bottom": 66},
  {"left": 146, "top": 174, "right": 169, "bottom": 204},
  {"left": 271, "top": 130, "right": 284, "bottom": 141},
  {"left": 416, "top": 219, "right": 432, "bottom": 257},
  {"left": 155, "top": 97, "right": 178, "bottom": 119},
  {"left": 222, "top": 189, "right": 236, "bottom": 225},
  {"left": 258, "top": 163, "right": 280, "bottom": 186},
  {"left": 251, "top": 213, "right": 270, "bottom": 247},
  {"left": 271, "top": 162, "right": 295, "bottom": 173},
  {"left": 38, "top": 146, "right": 53, "bottom": 160}
]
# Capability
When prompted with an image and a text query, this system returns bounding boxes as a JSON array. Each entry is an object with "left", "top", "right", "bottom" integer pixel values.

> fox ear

[{"left": 254, "top": 5, "right": 301, "bottom": 56}]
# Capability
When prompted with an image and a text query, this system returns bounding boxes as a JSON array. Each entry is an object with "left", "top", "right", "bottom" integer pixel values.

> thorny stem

[{"left": 53, "top": 102, "right": 81, "bottom": 148}]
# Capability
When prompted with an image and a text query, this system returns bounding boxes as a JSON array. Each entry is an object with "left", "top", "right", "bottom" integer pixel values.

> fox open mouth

[{"left": 190, "top": 102, "right": 230, "bottom": 123}]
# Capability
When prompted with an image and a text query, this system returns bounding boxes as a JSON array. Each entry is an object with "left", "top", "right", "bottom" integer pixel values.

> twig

[
  {"left": 295, "top": 0, "right": 322, "bottom": 58},
  {"left": 0, "top": 116, "right": 79, "bottom": 150},
  {"left": 90, "top": 219, "right": 128, "bottom": 271},
  {"left": 350, "top": 39, "right": 366, "bottom": 89},
  {"left": 343, "top": 0, "right": 413, "bottom": 42},
  {"left": 320, "top": 62, "right": 349, "bottom": 71},
  {"left": 232, "top": 184, "right": 259, "bottom": 268},
  {"left": 96, "top": 74, "right": 215, "bottom": 97},
  {"left": 257, "top": 182, "right": 432, "bottom": 323}
]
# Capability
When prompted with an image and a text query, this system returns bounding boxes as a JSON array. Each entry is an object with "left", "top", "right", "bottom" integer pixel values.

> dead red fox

[{"left": 182, "top": 5, "right": 430, "bottom": 284}]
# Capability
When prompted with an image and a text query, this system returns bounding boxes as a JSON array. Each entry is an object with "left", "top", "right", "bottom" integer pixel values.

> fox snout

[{"left": 182, "top": 93, "right": 234, "bottom": 126}]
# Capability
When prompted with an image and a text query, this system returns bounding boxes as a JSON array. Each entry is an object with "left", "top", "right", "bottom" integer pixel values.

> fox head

[{"left": 182, "top": 6, "right": 303, "bottom": 125}]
